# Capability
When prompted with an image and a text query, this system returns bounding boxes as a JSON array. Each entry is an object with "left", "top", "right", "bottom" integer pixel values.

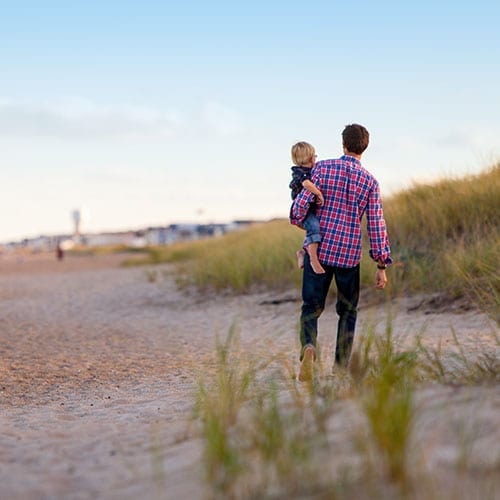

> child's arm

[{"left": 302, "top": 179, "right": 324, "bottom": 206}]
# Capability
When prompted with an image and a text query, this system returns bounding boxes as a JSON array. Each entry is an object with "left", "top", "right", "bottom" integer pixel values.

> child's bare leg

[
  {"left": 296, "top": 249, "right": 305, "bottom": 269},
  {"left": 307, "top": 243, "right": 325, "bottom": 274}
]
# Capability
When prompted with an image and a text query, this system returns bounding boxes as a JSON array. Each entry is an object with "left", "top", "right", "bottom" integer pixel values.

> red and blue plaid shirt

[{"left": 291, "top": 155, "right": 392, "bottom": 268}]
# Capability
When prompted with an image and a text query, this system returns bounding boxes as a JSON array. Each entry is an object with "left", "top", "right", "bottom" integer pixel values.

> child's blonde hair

[{"left": 291, "top": 141, "right": 316, "bottom": 166}]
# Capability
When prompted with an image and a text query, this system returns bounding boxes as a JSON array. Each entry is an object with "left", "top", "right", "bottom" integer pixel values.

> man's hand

[
  {"left": 375, "top": 269, "right": 387, "bottom": 289},
  {"left": 316, "top": 192, "right": 325, "bottom": 206}
]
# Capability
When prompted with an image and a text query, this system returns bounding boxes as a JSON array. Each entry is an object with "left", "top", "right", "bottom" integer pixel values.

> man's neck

[{"left": 343, "top": 148, "right": 362, "bottom": 161}]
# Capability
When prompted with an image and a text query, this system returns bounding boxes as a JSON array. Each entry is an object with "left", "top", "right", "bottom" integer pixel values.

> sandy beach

[{"left": 1, "top": 252, "right": 499, "bottom": 499}]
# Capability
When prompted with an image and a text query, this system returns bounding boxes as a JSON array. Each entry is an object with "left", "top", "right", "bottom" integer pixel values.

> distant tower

[{"left": 72, "top": 209, "right": 82, "bottom": 241}]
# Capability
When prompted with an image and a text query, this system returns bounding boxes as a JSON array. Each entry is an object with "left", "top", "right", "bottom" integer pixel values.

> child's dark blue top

[{"left": 289, "top": 166, "right": 312, "bottom": 200}]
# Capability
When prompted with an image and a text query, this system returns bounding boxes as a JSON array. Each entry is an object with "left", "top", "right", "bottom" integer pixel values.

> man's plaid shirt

[{"left": 291, "top": 155, "right": 392, "bottom": 268}]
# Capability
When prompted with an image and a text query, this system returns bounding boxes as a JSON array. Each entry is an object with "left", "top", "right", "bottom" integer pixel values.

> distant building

[
  {"left": 2, "top": 219, "right": 263, "bottom": 251},
  {"left": 83, "top": 231, "right": 138, "bottom": 248}
]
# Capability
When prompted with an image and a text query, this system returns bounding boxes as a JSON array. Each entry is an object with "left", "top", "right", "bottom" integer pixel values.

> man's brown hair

[{"left": 342, "top": 124, "right": 369, "bottom": 155}]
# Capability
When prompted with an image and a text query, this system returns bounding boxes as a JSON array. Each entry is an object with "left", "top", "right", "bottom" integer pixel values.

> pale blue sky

[{"left": 1, "top": 0, "right": 499, "bottom": 242}]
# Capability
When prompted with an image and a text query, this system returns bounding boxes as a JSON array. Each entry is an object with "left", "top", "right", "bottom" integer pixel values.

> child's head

[{"left": 291, "top": 141, "right": 316, "bottom": 167}]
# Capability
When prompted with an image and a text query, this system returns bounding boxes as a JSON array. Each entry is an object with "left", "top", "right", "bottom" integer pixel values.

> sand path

[{"left": 0, "top": 252, "right": 498, "bottom": 499}]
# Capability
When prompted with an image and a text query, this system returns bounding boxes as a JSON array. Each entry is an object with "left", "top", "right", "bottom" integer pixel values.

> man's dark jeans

[{"left": 300, "top": 253, "right": 360, "bottom": 367}]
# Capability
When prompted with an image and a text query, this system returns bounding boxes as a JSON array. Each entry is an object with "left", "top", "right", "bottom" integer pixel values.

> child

[{"left": 289, "top": 141, "right": 325, "bottom": 274}]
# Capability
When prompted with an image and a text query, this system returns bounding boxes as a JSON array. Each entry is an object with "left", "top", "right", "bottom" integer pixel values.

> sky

[{"left": 1, "top": 0, "right": 499, "bottom": 242}]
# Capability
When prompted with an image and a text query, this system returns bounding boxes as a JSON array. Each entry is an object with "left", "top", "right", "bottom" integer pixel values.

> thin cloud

[
  {"left": 0, "top": 96, "right": 244, "bottom": 141},
  {"left": 201, "top": 100, "right": 243, "bottom": 136},
  {"left": 434, "top": 126, "right": 500, "bottom": 152},
  {"left": 0, "top": 97, "right": 185, "bottom": 140}
]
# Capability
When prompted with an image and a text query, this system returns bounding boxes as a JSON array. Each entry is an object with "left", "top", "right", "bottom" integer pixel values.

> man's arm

[
  {"left": 366, "top": 182, "right": 391, "bottom": 290},
  {"left": 366, "top": 181, "right": 392, "bottom": 266}
]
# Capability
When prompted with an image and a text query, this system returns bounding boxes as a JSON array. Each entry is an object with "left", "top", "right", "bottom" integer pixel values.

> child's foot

[
  {"left": 310, "top": 259, "right": 325, "bottom": 274},
  {"left": 296, "top": 249, "right": 305, "bottom": 269}
]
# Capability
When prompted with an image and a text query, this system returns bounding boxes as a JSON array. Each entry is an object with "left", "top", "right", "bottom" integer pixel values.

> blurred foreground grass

[
  {"left": 194, "top": 325, "right": 499, "bottom": 499},
  {"left": 124, "top": 164, "right": 499, "bottom": 319}
]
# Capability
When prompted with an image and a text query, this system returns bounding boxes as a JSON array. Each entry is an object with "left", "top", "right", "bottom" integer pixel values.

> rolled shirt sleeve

[
  {"left": 366, "top": 182, "right": 392, "bottom": 265},
  {"left": 291, "top": 189, "right": 314, "bottom": 225}
]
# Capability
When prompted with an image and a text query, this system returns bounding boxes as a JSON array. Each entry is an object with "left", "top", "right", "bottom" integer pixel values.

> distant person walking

[
  {"left": 290, "top": 124, "right": 392, "bottom": 381},
  {"left": 56, "top": 242, "right": 64, "bottom": 261}
]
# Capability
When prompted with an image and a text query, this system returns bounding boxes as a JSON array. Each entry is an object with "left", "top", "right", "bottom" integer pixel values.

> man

[{"left": 291, "top": 124, "right": 392, "bottom": 381}]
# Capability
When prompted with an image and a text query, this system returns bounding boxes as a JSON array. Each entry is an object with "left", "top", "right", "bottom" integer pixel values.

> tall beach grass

[
  {"left": 194, "top": 322, "right": 499, "bottom": 499},
  {"left": 383, "top": 163, "right": 499, "bottom": 318},
  {"left": 124, "top": 219, "right": 304, "bottom": 292}
]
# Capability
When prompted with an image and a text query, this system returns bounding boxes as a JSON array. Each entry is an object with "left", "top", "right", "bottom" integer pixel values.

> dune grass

[
  {"left": 123, "top": 219, "right": 305, "bottom": 292},
  {"left": 193, "top": 326, "right": 257, "bottom": 496},
  {"left": 385, "top": 165, "right": 499, "bottom": 252},
  {"left": 194, "top": 323, "right": 499, "bottom": 499},
  {"left": 383, "top": 163, "right": 500, "bottom": 318}
]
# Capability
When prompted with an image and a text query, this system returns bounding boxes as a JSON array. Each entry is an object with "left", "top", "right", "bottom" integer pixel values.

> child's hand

[{"left": 316, "top": 192, "right": 325, "bottom": 206}]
